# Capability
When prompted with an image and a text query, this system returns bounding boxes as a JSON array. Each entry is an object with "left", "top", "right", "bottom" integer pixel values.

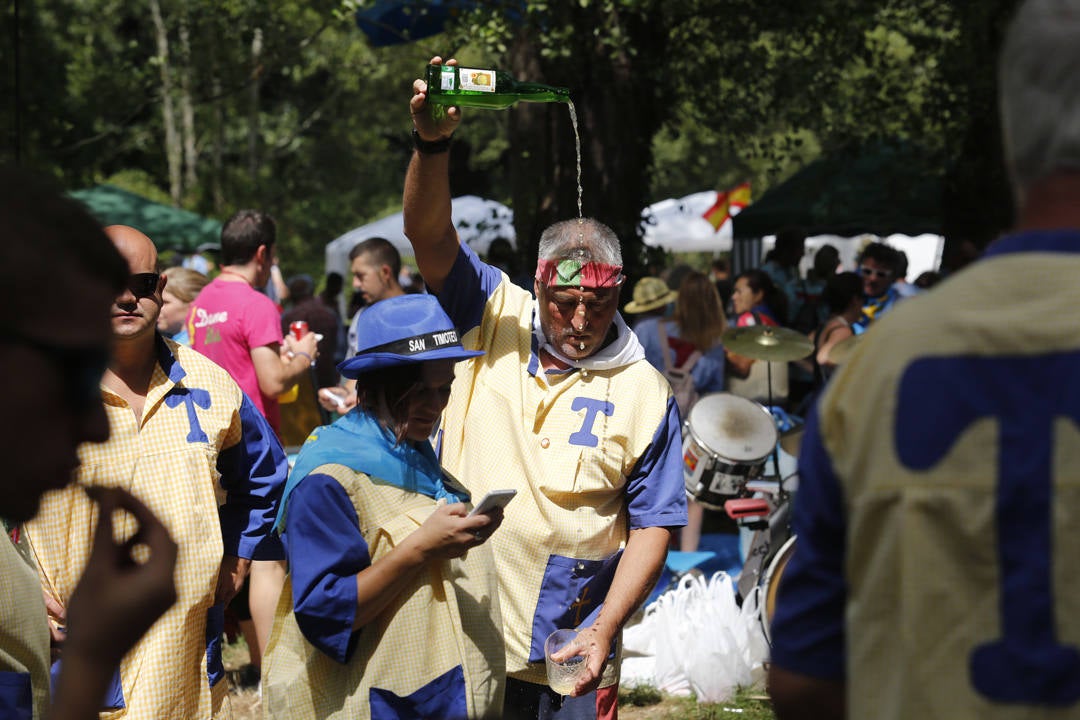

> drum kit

[{"left": 681, "top": 324, "right": 819, "bottom": 643}]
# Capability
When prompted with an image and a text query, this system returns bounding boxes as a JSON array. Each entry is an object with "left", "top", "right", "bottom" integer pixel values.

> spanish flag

[{"left": 702, "top": 181, "right": 752, "bottom": 231}]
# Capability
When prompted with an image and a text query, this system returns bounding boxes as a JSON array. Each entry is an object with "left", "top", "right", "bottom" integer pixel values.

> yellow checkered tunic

[
  {"left": 263, "top": 464, "right": 504, "bottom": 719},
  {"left": 770, "top": 235, "right": 1080, "bottom": 717},
  {"left": 439, "top": 278, "right": 680, "bottom": 688},
  {"left": 25, "top": 338, "right": 286, "bottom": 720},
  {"left": 0, "top": 529, "right": 51, "bottom": 719}
]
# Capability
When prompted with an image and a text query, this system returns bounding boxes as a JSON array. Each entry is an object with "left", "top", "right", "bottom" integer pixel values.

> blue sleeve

[
  {"left": 217, "top": 392, "right": 289, "bottom": 560},
  {"left": 436, "top": 244, "right": 507, "bottom": 334},
  {"left": 691, "top": 344, "right": 726, "bottom": 394},
  {"left": 768, "top": 402, "right": 847, "bottom": 680},
  {"left": 281, "top": 472, "right": 369, "bottom": 664},
  {"left": 634, "top": 319, "right": 664, "bottom": 374},
  {"left": 625, "top": 396, "right": 688, "bottom": 529}
]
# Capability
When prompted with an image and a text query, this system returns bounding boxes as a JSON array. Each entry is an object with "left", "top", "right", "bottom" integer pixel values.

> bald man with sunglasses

[{"left": 26, "top": 226, "right": 288, "bottom": 720}]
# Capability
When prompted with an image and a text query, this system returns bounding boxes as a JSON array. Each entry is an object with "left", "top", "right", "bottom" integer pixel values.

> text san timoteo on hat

[{"left": 337, "top": 294, "right": 483, "bottom": 379}]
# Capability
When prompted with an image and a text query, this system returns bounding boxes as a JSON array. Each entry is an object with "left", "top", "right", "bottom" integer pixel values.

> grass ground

[{"left": 222, "top": 639, "right": 776, "bottom": 720}]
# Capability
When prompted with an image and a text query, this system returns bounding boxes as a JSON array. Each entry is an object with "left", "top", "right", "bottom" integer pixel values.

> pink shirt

[{"left": 188, "top": 276, "right": 284, "bottom": 432}]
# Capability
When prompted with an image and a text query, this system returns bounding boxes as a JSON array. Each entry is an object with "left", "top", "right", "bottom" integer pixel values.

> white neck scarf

[{"left": 532, "top": 305, "right": 645, "bottom": 372}]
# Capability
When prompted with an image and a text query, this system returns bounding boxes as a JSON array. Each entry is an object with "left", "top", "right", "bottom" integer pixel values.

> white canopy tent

[
  {"left": 324, "top": 195, "right": 515, "bottom": 280},
  {"left": 641, "top": 190, "right": 943, "bottom": 278},
  {"left": 640, "top": 190, "right": 735, "bottom": 253},
  {"left": 785, "top": 233, "right": 944, "bottom": 282}
]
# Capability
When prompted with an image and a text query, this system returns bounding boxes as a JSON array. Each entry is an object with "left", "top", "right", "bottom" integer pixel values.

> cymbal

[
  {"left": 722, "top": 324, "right": 814, "bottom": 362},
  {"left": 779, "top": 426, "right": 804, "bottom": 457},
  {"left": 828, "top": 333, "right": 861, "bottom": 366}
]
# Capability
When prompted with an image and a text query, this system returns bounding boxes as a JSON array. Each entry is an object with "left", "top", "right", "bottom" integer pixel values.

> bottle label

[
  {"left": 440, "top": 66, "right": 457, "bottom": 91},
  {"left": 458, "top": 68, "right": 495, "bottom": 93}
]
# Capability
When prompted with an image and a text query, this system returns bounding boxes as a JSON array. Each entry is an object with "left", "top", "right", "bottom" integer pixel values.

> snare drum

[{"left": 682, "top": 393, "right": 777, "bottom": 509}]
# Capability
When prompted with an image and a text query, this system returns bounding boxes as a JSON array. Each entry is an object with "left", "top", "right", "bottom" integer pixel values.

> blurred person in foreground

[
  {"left": 26, "top": 225, "right": 288, "bottom": 719},
  {"left": 158, "top": 266, "right": 210, "bottom": 345},
  {"left": 406, "top": 57, "right": 687, "bottom": 720},
  {"left": 768, "top": 1, "right": 1080, "bottom": 717},
  {"left": 0, "top": 168, "right": 176, "bottom": 720},
  {"left": 264, "top": 294, "right": 506, "bottom": 719}
]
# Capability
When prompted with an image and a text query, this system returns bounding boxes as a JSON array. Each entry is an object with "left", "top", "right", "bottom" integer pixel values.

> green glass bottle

[{"left": 425, "top": 64, "right": 571, "bottom": 110}]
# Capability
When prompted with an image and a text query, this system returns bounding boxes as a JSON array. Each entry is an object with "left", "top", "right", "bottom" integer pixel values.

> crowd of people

[{"left": 2, "top": 1, "right": 1077, "bottom": 718}]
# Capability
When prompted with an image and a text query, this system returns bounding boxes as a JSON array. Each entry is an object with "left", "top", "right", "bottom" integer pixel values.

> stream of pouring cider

[{"left": 425, "top": 64, "right": 583, "bottom": 219}]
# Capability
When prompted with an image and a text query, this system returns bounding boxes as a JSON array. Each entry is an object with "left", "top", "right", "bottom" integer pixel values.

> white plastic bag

[{"left": 620, "top": 571, "right": 769, "bottom": 702}]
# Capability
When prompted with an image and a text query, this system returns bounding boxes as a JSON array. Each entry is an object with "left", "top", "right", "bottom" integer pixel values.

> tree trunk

[
  {"left": 940, "top": 0, "right": 1020, "bottom": 259},
  {"left": 207, "top": 34, "right": 224, "bottom": 214},
  {"left": 248, "top": 27, "right": 263, "bottom": 183},
  {"left": 507, "top": 30, "right": 552, "bottom": 276},
  {"left": 178, "top": 5, "right": 198, "bottom": 200},
  {"left": 508, "top": 2, "right": 672, "bottom": 282},
  {"left": 149, "top": 0, "right": 182, "bottom": 204}
]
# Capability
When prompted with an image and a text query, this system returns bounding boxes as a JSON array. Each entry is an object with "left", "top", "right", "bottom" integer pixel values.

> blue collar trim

[
  {"left": 983, "top": 230, "right": 1080, "bottom": 259},
  {"left": 275, "top": 410, "right": 466, "bottom": 530},
  {"left": 155, "top": 333, "right": 187, "bottom": 385}
]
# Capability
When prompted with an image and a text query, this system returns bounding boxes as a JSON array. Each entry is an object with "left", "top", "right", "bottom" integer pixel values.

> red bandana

[{"left": 535, "top": 257, "right": 624, "bottom": 288}]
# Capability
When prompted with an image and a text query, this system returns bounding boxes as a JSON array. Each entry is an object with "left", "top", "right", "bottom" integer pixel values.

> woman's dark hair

[
  {"left": 736, "top": 268, "right": 788, "bottom": 323},
  {"left": 822, "top": 271, "right": 863, "bottom": 315},
  {"left": 354, "top": 364, "right": 424, "bottom": 443}
]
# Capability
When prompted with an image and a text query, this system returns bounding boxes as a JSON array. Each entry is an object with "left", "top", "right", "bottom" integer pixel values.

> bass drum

[{"left": 759, "top": 534, "right": 797, "bottom": 646}]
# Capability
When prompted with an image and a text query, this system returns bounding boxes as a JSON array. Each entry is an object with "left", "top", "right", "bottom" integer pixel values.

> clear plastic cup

[{"left": 544, "top": 628, "right": 585, "bottom": 696}]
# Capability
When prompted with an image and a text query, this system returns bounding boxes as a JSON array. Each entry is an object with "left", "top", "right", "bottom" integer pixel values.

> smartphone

[
  {"left": 319, "top": 388, "right": 347, "bottom": 409},
  {"left": 468, "top": 489, "right": 517, "bottom": 516}
]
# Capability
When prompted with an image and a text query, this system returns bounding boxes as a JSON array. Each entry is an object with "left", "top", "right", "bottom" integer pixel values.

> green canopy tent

[
  {"left": 732, "top": 142, "right": 944, "bottom": 239},
  {"left": 69, "top": 184, "right": 222, "bottom": 253}
]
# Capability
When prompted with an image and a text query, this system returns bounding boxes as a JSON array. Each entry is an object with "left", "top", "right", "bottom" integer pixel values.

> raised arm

[
  {"left": 402, "top": 56, "right": 463, "bottom": 295},
  {"left": 250, "top": 333, "right": 318, "bottom": 397}
]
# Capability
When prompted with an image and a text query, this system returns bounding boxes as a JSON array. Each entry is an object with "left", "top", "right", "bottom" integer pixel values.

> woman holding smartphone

[{"left": 263, "top": 294, "right": 505, "bottom": 719}]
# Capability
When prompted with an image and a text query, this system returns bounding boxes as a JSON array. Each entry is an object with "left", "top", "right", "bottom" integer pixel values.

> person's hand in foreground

[{"left": 51, "top": 486, "right": 177, "bottom": 720}]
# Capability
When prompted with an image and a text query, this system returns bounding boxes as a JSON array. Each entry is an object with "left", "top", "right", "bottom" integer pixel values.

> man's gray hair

[
  {"left": 537, "top": 218, "right": 623, "bottom": 266},
  {"left": 1000, "top": 0, "right": 1080, "bottom": 199}
]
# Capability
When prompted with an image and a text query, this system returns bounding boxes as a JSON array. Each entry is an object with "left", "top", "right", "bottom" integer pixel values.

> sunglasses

[
  {"left": 0, "top": 326, "right": 108, "bottom": 411},
  {"left": 126, "top": 272, "right": 160, "bottom": 298},
  {"left": 859, "top": 266, "right": 892, "bottom": 280}
]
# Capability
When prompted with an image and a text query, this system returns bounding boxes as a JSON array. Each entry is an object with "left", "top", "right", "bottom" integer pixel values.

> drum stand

[{"left": 766, "top": 362, "right": 782, "bottom": 480}]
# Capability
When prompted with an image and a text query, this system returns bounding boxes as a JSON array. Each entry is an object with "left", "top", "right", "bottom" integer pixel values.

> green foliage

[
  {"left": 3, "top": 0, "right": 1021, "bottom": 280},
  {"left": 619, "top": 682, "right": 664, "bottom": 707}
]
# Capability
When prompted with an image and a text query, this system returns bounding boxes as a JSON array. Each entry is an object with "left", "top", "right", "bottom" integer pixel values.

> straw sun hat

[{"left": 623, "top": 276, "right": 678, "bottom": 314}]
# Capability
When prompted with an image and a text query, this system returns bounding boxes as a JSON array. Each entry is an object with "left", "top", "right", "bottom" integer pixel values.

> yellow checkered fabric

[
  {"left": 0, "top": 530, "right": 51, "bottom": 719},
  {"left": 263, "top": 464, "right": 504, "bottom": 719},
  {"left": 25, "top": 341, "right": 257, "bottom": 720},
  {"left": 439, "top": 281, "right": 673, "bottom": 687},
  {"left": 816, "top": 249, "right": 1080, "bottom": 718}
]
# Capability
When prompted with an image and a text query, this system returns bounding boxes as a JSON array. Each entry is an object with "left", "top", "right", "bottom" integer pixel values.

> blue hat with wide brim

[{"left": 337, "top": 294, "right": 484, "bottom": 379}]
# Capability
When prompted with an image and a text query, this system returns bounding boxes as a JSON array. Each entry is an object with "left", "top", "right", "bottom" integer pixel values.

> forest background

[{"left": 1, "top": 0, "right": 1022, "bottom": 282}]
